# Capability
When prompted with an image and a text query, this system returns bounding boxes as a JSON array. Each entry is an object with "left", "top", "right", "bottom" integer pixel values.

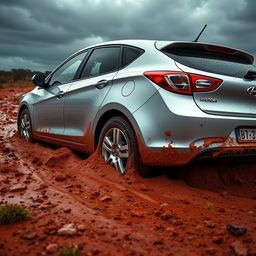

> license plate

[{"left": 237, "top": 128, "right": 256, "bottom": 142}]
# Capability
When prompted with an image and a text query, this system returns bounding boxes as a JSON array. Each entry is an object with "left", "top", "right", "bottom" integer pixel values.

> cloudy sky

[{"left": 0, "top": 0, "right": 255, "bottom": 71}]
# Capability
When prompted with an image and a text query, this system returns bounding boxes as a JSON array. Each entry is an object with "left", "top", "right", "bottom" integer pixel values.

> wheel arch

[
  {"left": 17, "top": 103, "right": 30, "bottom": 129},
  {"left": 93, "top": 107, "right": 142, "bottom": 150}
]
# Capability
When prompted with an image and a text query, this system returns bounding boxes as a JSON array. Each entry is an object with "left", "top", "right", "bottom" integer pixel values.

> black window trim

[
  {"left": 45, "top": 43, "right": 145, "bottom": 85},
  {"left": 77, "top": 44, "right": 145, "bottom": 80},
  {"left": 121, "top": 45, "right": 145, "bottom": 68}
]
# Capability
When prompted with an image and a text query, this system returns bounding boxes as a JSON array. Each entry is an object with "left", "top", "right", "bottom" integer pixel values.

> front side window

[
  {"left": 81, "top": 47, "right": 120, "bottom": 78},
  {"left": 49, "top": 51, "right": 87, "bottom": 86}
]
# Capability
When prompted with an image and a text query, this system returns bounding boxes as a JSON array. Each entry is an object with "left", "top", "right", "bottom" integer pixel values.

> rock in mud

[
  {"left": 77, "top": 224, "right": 86, "bottom": 232},
  {"left": 55, "top": 174, "right": 67, "bottom": 182},
  {"left": 46, "top": 243, "right": 59, "bottom": 254},
  {"left": 230, "top": 241, "right": 248, "bottom": 256},
  {"left": 45, "top": 147, "right": 72, "bottom": 167},
  {"left": 130, "top": 210, "right": 144, "bottom": 218},
  {"left": 57, "top": 223, "right": 77, "bottom": 236},
  {"left": 160, "top": 203, "right": 168, "bottom": 208},
  {"left": 20, "top": 229, "right": 37, "bottom": 240},
  {"left": 9, "top": 184, "right": 27, "bottom": 192},
  {"left": 8, "top": 152, "right": 16, "bottom": 157},
  {"left": 204, "top": 221, "right": 216, "bottom": 228},
  {"left": 63, "top": 208, "right": 71, "bottom": 213},
  {"left": 100, "top": 195, "right": 112, "bottom": 202},
  {"left": 160, "top": 212, "right": 173, "bottom": 221},
  {"left": 212, "top": 236, "right": 224, "bottom": 244},
  {"left": 227, "top": 224, "right": 247, "bottom": 237}
]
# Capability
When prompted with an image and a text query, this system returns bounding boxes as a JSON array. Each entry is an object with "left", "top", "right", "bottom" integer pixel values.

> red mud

[{"left": 0, "top": 87, "right": 256, "bottom": 256}]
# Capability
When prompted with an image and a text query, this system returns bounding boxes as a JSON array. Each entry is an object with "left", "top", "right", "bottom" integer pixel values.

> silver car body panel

[
  {"left": 176, "top": 62, "right": 256, "bottom": 117},
  {"left": 18, "top": 39, "right": 256, "bottom": 166}
]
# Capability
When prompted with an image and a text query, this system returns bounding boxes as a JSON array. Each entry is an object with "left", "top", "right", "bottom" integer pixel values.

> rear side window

[
  {"left": 122, "top": 47, "right": 143, "bottom": 67},
  {"left": 162, "top": 47, "right": 256, "bottom": 78},
  {"left": 81, "top": 47, "right": 120, "bottom": 78}
]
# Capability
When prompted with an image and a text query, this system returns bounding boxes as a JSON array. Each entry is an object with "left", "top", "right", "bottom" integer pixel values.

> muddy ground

[{"left": 0, "top": 86, "right": 255, "bottom": 256}]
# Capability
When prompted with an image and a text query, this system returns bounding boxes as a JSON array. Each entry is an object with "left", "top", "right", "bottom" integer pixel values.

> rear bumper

[{"left": 132, "top": 89, "right": 256, "bottom": 166}]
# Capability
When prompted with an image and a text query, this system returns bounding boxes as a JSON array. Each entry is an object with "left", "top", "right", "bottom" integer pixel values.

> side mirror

[{"left": 32, "top": 73, "right": 46, "bottom": 87}]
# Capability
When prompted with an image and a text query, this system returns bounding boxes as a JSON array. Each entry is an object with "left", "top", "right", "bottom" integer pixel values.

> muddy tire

[
  {"left": 18, "top": 108, "right": 34, "bottom": 142},
  {"left": 98, "top": 116, "right": 154, "bottom": 177}
]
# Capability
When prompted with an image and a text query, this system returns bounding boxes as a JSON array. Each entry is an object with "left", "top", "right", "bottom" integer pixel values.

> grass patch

[
  {"left": 59, "top": 246, "right": 80, "bottom": 256},
  {"left": 0, "top": 204, "right": 30, "bottom": 224}
]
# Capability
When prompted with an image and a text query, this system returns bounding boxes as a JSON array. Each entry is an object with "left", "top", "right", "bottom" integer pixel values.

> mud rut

[{"left": 0, "top": 87, "right": 255, "bottom": 256}]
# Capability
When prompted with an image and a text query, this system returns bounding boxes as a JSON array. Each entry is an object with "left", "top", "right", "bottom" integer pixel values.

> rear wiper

[{"left": 244, "top": 70, "right": 256, "bottom": 79}]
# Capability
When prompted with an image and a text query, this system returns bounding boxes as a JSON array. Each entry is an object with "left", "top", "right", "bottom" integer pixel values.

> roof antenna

[{"left": 193, "top": 24, "right": 207, "bottom": 42}]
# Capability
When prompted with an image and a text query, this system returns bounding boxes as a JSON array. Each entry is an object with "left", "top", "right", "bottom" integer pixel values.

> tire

[
  {"left": 98, "top": 116, "right": 154, "bottom": 177},
  {"left": 18, "top": 109, "right": 34, "bottom": 142}
]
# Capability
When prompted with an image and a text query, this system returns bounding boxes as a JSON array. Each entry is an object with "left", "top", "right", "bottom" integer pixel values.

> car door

[
  {"left": 63, "top": 46, "right": 121, "bottom": 145},
  {"left": 33, "top": 51, "right": 88, "bottom": 138}
]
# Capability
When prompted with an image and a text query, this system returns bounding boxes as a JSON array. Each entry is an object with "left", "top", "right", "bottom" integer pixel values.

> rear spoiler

[{"left": 155, "top": 42, "right": 254, "bottom": 65}]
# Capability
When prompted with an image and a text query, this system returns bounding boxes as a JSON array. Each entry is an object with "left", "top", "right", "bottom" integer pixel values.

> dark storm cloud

[{"left": 0, "top": 0, "right": 255, "bottom": 71}]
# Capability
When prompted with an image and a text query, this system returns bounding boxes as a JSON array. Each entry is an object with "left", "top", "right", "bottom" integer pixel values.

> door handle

[
  {"left": 56, "top": 91, "right": 65, "bottom": 98},
  {"left": 95, "top": 80, "right": 109, "bottom": 89}
]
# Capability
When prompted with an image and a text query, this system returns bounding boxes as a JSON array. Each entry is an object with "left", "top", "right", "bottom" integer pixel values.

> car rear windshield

[{"left": 162, "top": 47, "right": 256, "bottom": 78}]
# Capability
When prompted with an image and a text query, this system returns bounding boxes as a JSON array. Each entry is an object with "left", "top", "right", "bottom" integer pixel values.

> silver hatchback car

[{"left": 18, "top": 40, "right": 256, "bottom": 177}]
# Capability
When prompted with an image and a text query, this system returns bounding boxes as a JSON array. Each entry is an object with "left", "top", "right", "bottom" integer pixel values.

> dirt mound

[
  {"left": 181, "top": 158, "right": 256, "bottom": 198},
  {"left": 45, "top": 147, "right": 78, "bottom": 168}
]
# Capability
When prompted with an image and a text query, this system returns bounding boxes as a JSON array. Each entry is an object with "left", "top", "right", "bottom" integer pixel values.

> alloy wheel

[
  {"left": 20, "top": 112, "right": 32, "bottom": 141},
  {"left": 101, "top": 127, "right": 129, "bottom": 174}
]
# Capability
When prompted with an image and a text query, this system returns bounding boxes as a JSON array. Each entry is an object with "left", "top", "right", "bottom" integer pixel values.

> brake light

[
  {"left": 144, "top": 71, "right": 222, "bottom": 95},
  {"left": 190, "top": 74, "right": 222, "bottom": 92}
]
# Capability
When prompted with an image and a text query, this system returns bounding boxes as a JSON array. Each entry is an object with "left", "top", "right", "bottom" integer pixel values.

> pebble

[
  {"left": 57, "top": 223, "right": 77, "bottom": 236},
  {"left": 46, "top": 243, "right": 59, "bottom": 254},
  {"left": 29, "top": 203, "right": 41, "bottom": 208},
  {"left": 130, "top": 211, "right": 144, "bottom": 218},
  {"left": 204, "top": 221, "right": 216, "bottom": 228},
  {"left": 212, "top": 236, "right": 223, "bottom": 244},
  {"left": 55, "top": 174, "right": 66, "bottom": 182},
  {"left": 227, "top": 224, "right": 247, "bottom": 237},
  {"left": 20, "top": 229, "right": 37, "bottom": 240},
  {"left": 9, "top": 184, "right": 27, "bottom": 192},
  {"left": 161, "top": 212, "right": 173, "bottom": 221},
  {"left": 63, "top": 208, "right": 71, "bottom": 213},
  {"left": 77, "top": 224, "right": 86, "bottom": 232},
  {"left": 100, "top": 195, "right": 112, "bottom": 202}
]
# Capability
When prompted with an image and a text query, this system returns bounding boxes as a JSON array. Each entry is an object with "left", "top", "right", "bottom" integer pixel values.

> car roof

[
  {"left": 80, "top": 39, "right": 158, "bottom": 50},
  {"left": 73, "top": 39, "right": 253, "bottom": 65}
]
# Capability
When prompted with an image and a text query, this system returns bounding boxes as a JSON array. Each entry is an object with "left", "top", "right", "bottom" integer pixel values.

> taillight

[
  {"left": 144, "top": 71, "right": 222, "bottom": 95},
  {"left": 190, "top": 74, "right": 222, "bottom": 92}
]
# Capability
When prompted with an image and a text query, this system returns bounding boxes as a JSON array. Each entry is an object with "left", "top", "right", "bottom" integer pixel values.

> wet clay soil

[{"left": 0, "top": 87, "right": 256, "bottom": 256}]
